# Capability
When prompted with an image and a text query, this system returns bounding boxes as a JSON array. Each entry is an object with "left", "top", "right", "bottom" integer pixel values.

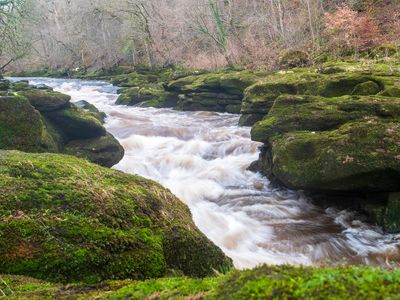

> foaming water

[{"left": 12, "top": 77, "right": 400, "bottom": 268}]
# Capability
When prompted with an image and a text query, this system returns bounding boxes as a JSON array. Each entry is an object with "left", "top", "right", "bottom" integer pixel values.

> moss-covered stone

[
  {"left": 258, "top": 119, "right": 400, "bottom": 191},
  {"left": 0, "top": 96, "right": 56, "bottom": 152},
  {"left": 166, "top": 70, "right": 264, "bottom": 113},
  {"left": 116, "top": 86, "right": 163, "bottom": 106},
  {"left": 17, "top": 90, "right": 71, "bottom": 112},
  {"left": 240, "top": 61, "right": 397, "bottom": 126},
  {"left": 352, "top": 80, "right": 382, "bottom": 95},
  {"left": 0, "top": 151, "right": 232, "bottom": 283},
  {"left": 63, "top": 133, "right": 124, "bottom": 167},
  {"left": 247, "top": 61, "right": 400, "bottom": 196},
  {"left": 279, "top": 50, "right": 310, "bottom": 69},
  {"left": 251, "top": 94, "right": 400, "bottom": 144},
  {"left": 0, "top": 79, "right": 10, "bottom": 91},
  {"left": 44, "top": 104, "right": 106, "bottom": 141},
  {"left": 10, "top": 80, "right": 31, "bottom": 91},
  {"left": 0, "top": 83, "right": 123, "bottom": 168},
  {"left": 75, "top": 100, "right": 107, "bottom": 123}
]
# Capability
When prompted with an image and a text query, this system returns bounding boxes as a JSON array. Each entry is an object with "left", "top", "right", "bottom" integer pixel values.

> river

[{"left": 11, "top": 77, "right": 400, "bottom": 268}]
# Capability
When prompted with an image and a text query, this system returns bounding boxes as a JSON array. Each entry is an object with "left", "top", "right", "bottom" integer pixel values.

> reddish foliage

[{"left": 324, "top": 5, "right": 382, "bottom": 52}]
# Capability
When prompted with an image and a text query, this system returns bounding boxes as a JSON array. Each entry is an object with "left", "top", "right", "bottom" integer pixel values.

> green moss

[
  {"left": 0, "top": 150, "right": 231, "bottom": 283},
  {"left": 17, "top": 89, "right": 71, "bottom": 112},
  {"left": 75, "top": 100, "right": 107, "bottom": 123},
  {"left": 264, "top": 119, "right": 400, "bottom": 191},
  {"left": 279, "top": 50, "right": 310, "bottom": 69},
  {"left": 245, "top": 61, "right": 400, "bottom": 193},
  {"left": 214, "top": 265, "right": 400, "bottom": 300},
  {"left": 63, "top": 133, "right": 124, "bottom": 167},
  {"left": 0, "top": 96, "right": 55, "bottom": 152},
  {"left": 352, "top": 81, "right": 382, "bottom": 95},
  {"left": 3, "top": 264, "right": 400, "bottom": 299},
  {"left": 0, "top": 80, "right": 10, "bottom": 91},
  {"left": 379, "top": 87, "right": 400, "bottom": 97},
  {"left": 11, "top": 81, "right": 31, "bottom": 91},
  {"left": 44, "top": 104, "right": 106, "bottom": 141},
  {"left": 251, "top": 94, "right": 400, "bottom": 143}
]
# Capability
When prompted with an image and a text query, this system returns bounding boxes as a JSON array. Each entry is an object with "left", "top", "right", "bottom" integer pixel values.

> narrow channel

[{"left": 14, "top": 77, "right": 400, "bottom": 268}]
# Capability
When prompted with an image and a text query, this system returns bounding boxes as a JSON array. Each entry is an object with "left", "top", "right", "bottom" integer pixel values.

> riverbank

[{"left": 3, "top": 264, "right": 400, "bottom": 299}]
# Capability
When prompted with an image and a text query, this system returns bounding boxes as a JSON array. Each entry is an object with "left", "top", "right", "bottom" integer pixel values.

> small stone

[{"left": 254, "top": 181, "right": 264, "bottom": 190}]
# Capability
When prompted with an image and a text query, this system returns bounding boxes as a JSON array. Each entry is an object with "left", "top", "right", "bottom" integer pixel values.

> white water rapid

[{"left": 12, "top": 77, "right": 400, "bottom": 268}]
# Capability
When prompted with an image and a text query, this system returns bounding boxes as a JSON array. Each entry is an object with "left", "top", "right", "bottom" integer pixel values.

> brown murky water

[{"left": 14, "top": 77, "right": 400, "bottom": 269}]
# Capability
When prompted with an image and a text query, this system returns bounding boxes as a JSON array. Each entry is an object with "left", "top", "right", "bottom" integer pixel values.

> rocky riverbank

[
  {"left": 7, "top": 59, "right": 400, "bottom": 232},
  {"left": 0, "top": 79, "right": 124, "bottom": 167}
]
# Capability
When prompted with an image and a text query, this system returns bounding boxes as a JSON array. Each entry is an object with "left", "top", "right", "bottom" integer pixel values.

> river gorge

[{"left": 12, "top": 77, "right": 400, "bottom": 269}]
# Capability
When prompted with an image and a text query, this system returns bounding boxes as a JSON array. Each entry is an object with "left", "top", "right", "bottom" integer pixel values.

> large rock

[
  {"left": 166, "top": 71, "right": 264, "bottom": 113},
  {"left": 17, "top": 90, "right": 70, "bottom": 112},
  {"left": 0, "top": 82, "right": 123, "bottom": 167},
  {"left": 247, "top": 62, "right": 400, "bottom": 195},
  {"left": 240, "top": 70, "right": 385, "bottom": 126},
  {"left": 256, "top": 118, "right": 400, "bottom": 191},
  {"left": 45, "top": 103, "right": 106, "bottom": 141},
  {"left": 0, "top": 96, "right": 57, "bottom": 152},
  {"left": 64, "top": 133, "right": 124, "bottom": 167},
  {"left": 75, "top": 100, "right": 107, "bottom": 123},
  {"left": 0, "top": 151, "right": 232, "bottom": 283}
]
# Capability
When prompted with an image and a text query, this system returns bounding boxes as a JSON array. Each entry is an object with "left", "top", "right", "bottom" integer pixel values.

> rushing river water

[{"left": 11, "top": 77, "right": 400, "bottom": 268}]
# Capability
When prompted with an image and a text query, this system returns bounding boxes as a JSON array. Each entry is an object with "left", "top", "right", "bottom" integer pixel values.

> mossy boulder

[
  {"left": 352, "top": 81, "right": 381, "bottom": 95},
  {"left": 0, "top": 151, "right": 232, "bottom": 283},
  {"left": 76, "top": 100, "right": 107, "bottom": 123},
  {"left": 279, "top": 50, "right": 310, "bottom": 69},
  {"left": 258, "top": 119, "right": 400, "bottom": 191},
  {"left": 0, "top": 83, "right": 123, "bottom": 167},
  {"left": 166, "top": 70, "right": 264, "bottom": 113},
  {"left": 17, "top": 90, "right": 71, "bottom": 112},
  {"left": 247, "top": 62, "right": 400, "bottom": 196},
  {"left": 240, "top": 66, "right": 388, "bottom": 126},
  {"left": 10, "top": 80, "right": 31, "bottom": 91},
  {"left": 0, "top": 96, "right": 57, "bottom": 152},
  {"left": 115, "top": 86, "right": 169, "bottom": 107},
  {"left": 365, "top": 193, "right": 400, "bottom": 233},
  {"left": 64, "top": 133, "right": 124, "bottom": 167},
  {"left": 251, "top": 94, "right": 400, "bottom": 144},
  {"left": 44, "top": 103, "right": 106, "bottom": 141},
  {"left": 0, "top": 79, "right": 10, "bottom": 91}
]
